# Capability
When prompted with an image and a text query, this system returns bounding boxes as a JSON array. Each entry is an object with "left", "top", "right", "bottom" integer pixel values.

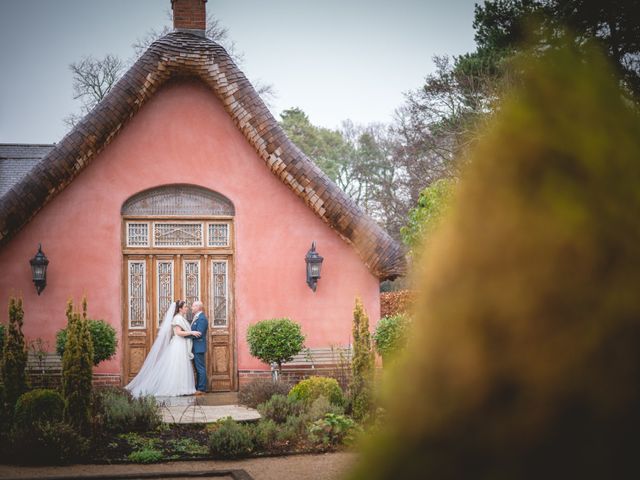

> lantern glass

[
  {"left": 310, "top": 262, "right": 321, "bottom": 277},
  {"left": 30, "top": 244, "right": 49, "bottom": 295}
]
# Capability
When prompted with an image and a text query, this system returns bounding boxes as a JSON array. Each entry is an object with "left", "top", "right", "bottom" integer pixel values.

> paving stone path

[
  {"left": 0, "top": 452, "right": 357, "bottom": 480},
  {"left": 156, "top": 393, "right": 261, "bottom": 424}
]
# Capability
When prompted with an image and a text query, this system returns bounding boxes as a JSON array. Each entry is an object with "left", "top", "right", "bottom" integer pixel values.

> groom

[{"left": 190, "top": 301, "right": 208, "bottom": 395}]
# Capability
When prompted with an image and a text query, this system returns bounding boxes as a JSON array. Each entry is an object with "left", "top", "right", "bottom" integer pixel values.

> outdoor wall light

[
  {"left": 29, "top": 244, "right": 49, "bottom": 295},
  {"left": 305, "top": 241, "right": 323, "bottom": 292}
]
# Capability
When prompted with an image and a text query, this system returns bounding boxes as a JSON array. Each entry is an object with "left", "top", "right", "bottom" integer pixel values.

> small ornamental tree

[
  {"left": 56, "top": 318, "right": 117, "bottom": 366},
  {"left": 62, "top": 298, "right": 94, "bottom": 434},
  {"left": 373, "top": 314, "right": 411, "bottom": 365},
  {"left": 2, "top": 296, "right": 28, "bottom": 406},
  {"left": 350, "top": 297, "right": 374, "bottom": 422},
  {"left": 247, "top": 318, "right": 305, "bottom": 373}
]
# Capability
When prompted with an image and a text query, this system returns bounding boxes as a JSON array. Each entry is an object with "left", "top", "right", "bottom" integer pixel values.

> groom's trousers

[{"left": 194, "top": 352, "right": 207, "bottom": 392}]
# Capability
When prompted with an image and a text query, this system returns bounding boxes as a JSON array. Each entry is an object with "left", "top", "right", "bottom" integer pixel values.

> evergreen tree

[
  {"left": 350, "top": 297, "right": 374, "bottom": 421},
  {"left": 62, "top": 298, "right": 94, "bottom": 434},
  {"left": 1, "top": 296, "right": 28, "bottom": 406}
]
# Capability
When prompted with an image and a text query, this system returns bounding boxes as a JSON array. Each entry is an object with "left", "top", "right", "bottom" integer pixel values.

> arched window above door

[{"left": 121, "top": 184, "right": 235, "bottom": 217}]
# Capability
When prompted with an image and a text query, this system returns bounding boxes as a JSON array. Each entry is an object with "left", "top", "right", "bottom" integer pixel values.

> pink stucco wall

[{"left": 0, "top": 79, "right": 380, "bottom": 378}]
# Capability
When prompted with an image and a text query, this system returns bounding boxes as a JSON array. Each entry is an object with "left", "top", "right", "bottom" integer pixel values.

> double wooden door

[{"left": 123, "top": 254, "right": 236, "bottom": 391}]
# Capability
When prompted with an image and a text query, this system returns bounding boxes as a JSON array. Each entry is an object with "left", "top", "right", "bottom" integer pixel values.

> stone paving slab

[{"left": 160, "top": 403, "right": 261, "bottom": 424}]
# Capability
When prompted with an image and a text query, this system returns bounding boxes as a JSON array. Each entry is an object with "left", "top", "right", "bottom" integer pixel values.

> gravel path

[{"left": 0, "top": 452, "right": 356, "bottom": 480}]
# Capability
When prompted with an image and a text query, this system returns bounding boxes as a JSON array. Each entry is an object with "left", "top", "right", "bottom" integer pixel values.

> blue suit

[{"left": 191, "top": 312, "right": 208, "bottom": 392}]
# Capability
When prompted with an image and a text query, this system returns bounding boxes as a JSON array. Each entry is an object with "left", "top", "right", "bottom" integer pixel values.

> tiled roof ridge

[
  {"left": 0, "top": 32, "right": 406, "bottom": 279},
  {"left": 0, "top": 143, "right": 56, "bottom": 146}
]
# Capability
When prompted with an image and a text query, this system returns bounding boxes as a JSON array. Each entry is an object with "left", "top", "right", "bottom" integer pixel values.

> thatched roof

[{"left": 0, "top": 32, "right": 406, "bottom": 279}]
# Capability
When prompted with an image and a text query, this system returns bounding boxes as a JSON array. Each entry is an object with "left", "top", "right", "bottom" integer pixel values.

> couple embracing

[{"left": 126, "top": 300, "right": 208, "bottom": 397}]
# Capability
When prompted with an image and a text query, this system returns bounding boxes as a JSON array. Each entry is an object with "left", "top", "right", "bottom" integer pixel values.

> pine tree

[
  {"left": 62, "top": 298, "right": 94, "bottom": 434},
  {"left": 1, "top": 296, "right": 28, "bottom": 406},
  {"left": 350, "top": 297, "right": 374, "bottom": 421}
]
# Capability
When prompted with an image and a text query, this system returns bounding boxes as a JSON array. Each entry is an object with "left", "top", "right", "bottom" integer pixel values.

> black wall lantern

[
  {"left": 29, "top": 244, "right": 49, "bottom": 295},
  {"left": 305, "top": 241, "right": 323, "bottom": 292}
]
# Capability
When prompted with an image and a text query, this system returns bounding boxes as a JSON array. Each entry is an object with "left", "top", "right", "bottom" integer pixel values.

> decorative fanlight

[
  {"left": 305, "top": 241, "right": 323, "bottom": 292},
  {"left": 29, "top": 244, "right": 49, "bottom": 295}
]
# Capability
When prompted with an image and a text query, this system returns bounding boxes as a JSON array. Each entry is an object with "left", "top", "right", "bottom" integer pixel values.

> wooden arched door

[{"left": 121, "top": 185, "right": 237, "bottom": 391}]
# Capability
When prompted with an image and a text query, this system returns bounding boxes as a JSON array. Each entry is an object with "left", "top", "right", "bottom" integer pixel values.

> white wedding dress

[{"left": 125, "top": 302, "right": 196, "bottom": 397}]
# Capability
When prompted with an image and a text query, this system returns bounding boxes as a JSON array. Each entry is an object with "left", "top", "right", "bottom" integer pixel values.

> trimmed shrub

[
  {"left": 373, "top": 314, "right": 411, "bottom": 364},
  {"left": 277, "top": 414, "right": 307, "bottom": 443},
  {"left": 94, "top": 387, "right": 160, "bottom": 433},
  {"left": 128, "top": 448, "right": 163, "bottom": 463},
  {"left": 208, "top": 417, "right": 253, "bottom": 458},
  {"left": 350, "top": 298, "right": 374, "bottom": 421},
  {"left": 257, "top": 394, "right": 302, "bottom": 424},
  {"left": 14, "top": 389, "right": 64, "bottom": 429},
  {"left": 62, "top": 298, "right": 94, "bottom": 435},
  {"left": 308, "top": 413, "right": 356, "bottom": 448},
  {"left": 2, "top": 296, "right": 28, "bottom": 406},
  {"left": 239, "top": 379, "right": 291, "bottom": 408},
  {"left": 247, "top": 318, "right": 305, "bottom": 372},
  {"left": 56, "top": 318, "right": 117, "bottom": 366},
  {"left": 253, "top": 419, "right": 279, "bottom": 450},
  {"left": 12, "top": 420, "right": 89, "bottom": 465},
  {"left": 304, "top": 395, "right": 344, "bottom": 422},
  {"left": 288, "top": 376, "right": 344, "bottom": 407}
]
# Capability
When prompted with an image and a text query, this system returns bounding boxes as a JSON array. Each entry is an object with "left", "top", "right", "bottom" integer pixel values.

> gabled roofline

[{"left": 0, "top": 32, "right": 406, "bottom": 279}]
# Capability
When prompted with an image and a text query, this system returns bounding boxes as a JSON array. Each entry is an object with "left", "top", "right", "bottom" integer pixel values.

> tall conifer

[
  {"left": 1, "top": 296, "right": 28, "bottom": 406},
  {"left": 350, "top": 297, "right": 374, "bottom": 421},
  {"left": 62, "top": 298, "right": 94, "bottom": 434}
]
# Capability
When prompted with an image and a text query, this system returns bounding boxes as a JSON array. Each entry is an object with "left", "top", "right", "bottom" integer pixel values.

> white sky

[{"left": 0, "top": 0, "right": 478, "bottom": 144}]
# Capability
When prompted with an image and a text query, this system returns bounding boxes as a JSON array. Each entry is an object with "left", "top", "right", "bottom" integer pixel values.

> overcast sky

[{"left": 0, "top": 0, "right": 478, "bottom": 144}]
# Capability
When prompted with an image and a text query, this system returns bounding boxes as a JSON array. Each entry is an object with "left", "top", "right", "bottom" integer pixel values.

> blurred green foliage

[{"left": 351, "top": 42, "right": 640, "bottom": 479}]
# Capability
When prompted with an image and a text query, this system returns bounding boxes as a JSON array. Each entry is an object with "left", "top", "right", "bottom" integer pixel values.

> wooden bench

[
  {"left": 26, "top": 352, "right": 62, "bottom": 374},
  {"left": 283, "top": 346, "right": 352, "bottom": 370}
]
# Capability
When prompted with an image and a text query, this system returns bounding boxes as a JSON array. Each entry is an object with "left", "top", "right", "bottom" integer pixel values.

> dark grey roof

[{"left": 0, "top": 144, "right": 55, "bottom": 197}]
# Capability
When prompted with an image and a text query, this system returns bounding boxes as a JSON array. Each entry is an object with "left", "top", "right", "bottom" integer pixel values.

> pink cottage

[{"left": 0, "top": 0, "right": 405, "bottom": 391}]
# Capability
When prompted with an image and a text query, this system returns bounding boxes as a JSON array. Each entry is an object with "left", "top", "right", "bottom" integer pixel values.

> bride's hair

[{"left": 173, "top": 300, "right": 186, "bottom": 316}]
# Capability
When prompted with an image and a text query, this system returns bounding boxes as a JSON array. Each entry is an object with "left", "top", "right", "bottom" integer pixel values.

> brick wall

[
  {"left": 172, "top": 0, "right": 206, "bottom": 31},
  {"left": 239, "top": 367, "right": 352, "bottom": 391}
]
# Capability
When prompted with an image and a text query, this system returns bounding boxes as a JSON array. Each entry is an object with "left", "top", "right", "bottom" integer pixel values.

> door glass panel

[
  {"left": 128, "top": 260, "right": 146, "bottom": 329},
  {"left": 212, "top": 260, "right": 228, "bottom": 327},
  {"left": 154, "top": 223, "right": 203, "bottom": 247},
  {"left": 183, "top": 260, "right": 200, "bottom": 323},
  {"left": 157, "top": 260, "right": 174, "bottom": 326}
]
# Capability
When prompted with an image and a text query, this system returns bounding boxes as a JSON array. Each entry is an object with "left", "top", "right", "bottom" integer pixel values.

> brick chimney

[{"left": 171, "top": 0, "right": 207, "bottom": 35}]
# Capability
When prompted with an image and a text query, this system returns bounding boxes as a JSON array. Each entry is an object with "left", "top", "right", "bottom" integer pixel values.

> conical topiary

[
  {"left": 351, "top": 43, "right": 640, "bottom": 479},
  {"left": 1, "top": 296, "right": 28, "bottom": 406},
  {"left": 62, "top": 298, "right": 94, "bottom": 435},
  {"left": 350, "top": 297, "right": 374, "bottom": 421}
]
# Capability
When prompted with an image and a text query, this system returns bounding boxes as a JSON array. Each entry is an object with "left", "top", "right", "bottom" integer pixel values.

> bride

[{"left": 126, "top": 300, "right": 201, "bottom": 397}]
